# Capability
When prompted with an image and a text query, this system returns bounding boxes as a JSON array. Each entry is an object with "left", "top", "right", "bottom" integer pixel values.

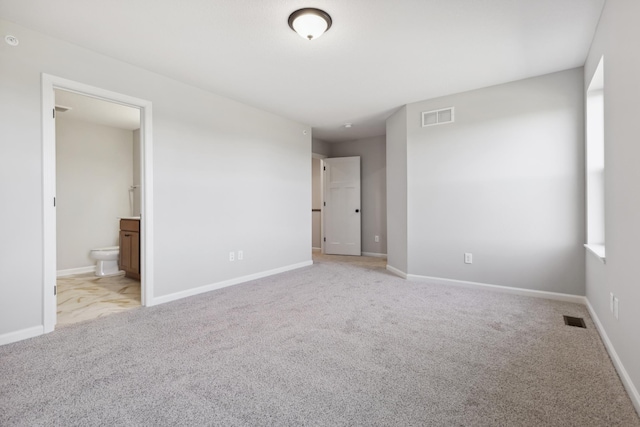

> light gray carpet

[{"left": 1, "top": 254, "right": 639, "bottom": 426}]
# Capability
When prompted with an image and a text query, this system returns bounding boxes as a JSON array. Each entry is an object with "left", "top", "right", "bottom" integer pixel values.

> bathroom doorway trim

[{"left": 41, "top": 74, "right": 154, "bottom": 333}]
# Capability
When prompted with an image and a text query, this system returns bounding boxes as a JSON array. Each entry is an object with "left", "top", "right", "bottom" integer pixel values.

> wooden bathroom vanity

[{"left": 119, "top": 218, "right": 140, "bottom": 280}]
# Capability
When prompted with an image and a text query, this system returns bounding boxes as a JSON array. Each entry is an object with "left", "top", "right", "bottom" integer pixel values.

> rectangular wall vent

[{"left": 422, "top": 107, "right": 455, "bottom": 127}]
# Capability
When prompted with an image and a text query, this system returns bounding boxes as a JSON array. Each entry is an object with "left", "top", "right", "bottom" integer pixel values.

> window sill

[{"left": 584, "top": 244, "right": 606, "bottom": 264}]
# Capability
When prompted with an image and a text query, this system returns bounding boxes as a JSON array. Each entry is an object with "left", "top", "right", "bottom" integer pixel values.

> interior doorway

[
  {"left": 311, "top": 154, "right": 326, "bottom": 252},
  {"left": 54, "top": 89, "right": 141, "bottom": 326},
  {"left": 41, "top": 74, "right": 154, "bottom": 333}
]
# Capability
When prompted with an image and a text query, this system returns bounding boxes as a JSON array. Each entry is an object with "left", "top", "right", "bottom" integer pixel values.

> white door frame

[
  {"left": 41, "top": 74, "right": 154, "bottom": 333},
  {"left": 312, "top": 153, "right": 327, "bottom": 253}
]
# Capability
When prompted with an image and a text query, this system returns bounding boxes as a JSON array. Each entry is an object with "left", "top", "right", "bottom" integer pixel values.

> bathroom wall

[{"left": 56, "top": 116, "right": 134, "bottom": 272}]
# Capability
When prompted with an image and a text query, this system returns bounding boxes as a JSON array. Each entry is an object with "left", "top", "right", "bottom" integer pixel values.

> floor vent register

[{"left": 563, "top": 315, "right": 587, "bottom": 328}]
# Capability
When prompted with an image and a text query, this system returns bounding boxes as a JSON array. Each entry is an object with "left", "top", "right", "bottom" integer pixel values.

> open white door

[{"left": 323, "top": 156, "right": 361, "bottom": 255}]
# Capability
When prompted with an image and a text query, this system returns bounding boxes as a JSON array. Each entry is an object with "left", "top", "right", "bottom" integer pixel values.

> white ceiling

[
  {"left": 55, "top": 89, "right": 140, "bottom": 131},
  {"left": 1, "top": 0, "right": 604, "bottom": 142}
]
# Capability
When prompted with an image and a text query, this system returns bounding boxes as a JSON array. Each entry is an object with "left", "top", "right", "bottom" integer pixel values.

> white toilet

[{"left": 89, "top": 246, "right": 123, "bottom": 277}]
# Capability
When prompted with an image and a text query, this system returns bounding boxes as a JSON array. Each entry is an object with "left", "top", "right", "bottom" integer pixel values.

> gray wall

[
  {"left": 330, "top": 136, "right": 387, "bottom": 255},
  {"left": 390, "top": 68, "right": 586, "bottom": 295},
  {"left": 386, "top": 107, "right": 408, "bottom": 272},
  {"left": 584, "top": 0, "right": 640, "bottom": 407},
  {"left": 312, "top": 138, "right": 331, "bottom": 157},
  {"left": 56, "top": 117, "right": 133, "bottom": 271},
  {"left": 0, "top": 18, "right": 311, "bottom": 337}
]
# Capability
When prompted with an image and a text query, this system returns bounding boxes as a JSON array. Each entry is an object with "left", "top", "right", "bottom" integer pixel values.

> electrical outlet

[
  {"left": 229, "top": 251, "right": 235, "bottom": 262},
  {"left": 610, "top": 292, "right": 614, "bottom": 313},
  {"left": 464, "top": 253, "right": 473, "bottom": 264},
  {"left": 238, "top": 250, "right": 243, "bottom": 260},
  {"left": 374, "top": 235, "right": 379, "bottom": 243},
  {"left": 613, "top": 297, "right": 619, "bottom": 320}
]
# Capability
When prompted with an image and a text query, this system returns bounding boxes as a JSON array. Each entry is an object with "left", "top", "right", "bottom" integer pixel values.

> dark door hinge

[
  {"left": 323, "top": 201, "right": 326, "bottom": 206},
  {"left": 53, "top": 108, "right": 55, "bottom": 119},
  {"left": 53, "top": 197, "right": 56, "bottom": 207},
  {"left": 323, "top": 166, "right": 326, "bottom": 171},
  {"left": 323, "top": 237, "right": 326, "bottom": 242},
  {"left": 54, "top": 286, "right": 57, "bottom": 296}
]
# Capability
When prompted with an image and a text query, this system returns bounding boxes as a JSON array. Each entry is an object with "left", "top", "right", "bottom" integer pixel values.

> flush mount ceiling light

[{"left": 288, "top": 8, "right": 332, "bottom": 40}]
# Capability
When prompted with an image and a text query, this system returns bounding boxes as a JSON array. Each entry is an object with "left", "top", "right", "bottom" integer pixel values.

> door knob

[{"left": 355, "top": 209, "right": 360, "bottom": 213}]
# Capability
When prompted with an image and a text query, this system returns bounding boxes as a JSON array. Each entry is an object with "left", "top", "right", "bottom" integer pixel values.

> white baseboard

[
  {"left": 386, "top": 265, "right": 408, "bottom": 279},
  {"left": 57, "top": 265, "right": 95, "bottom": 277},
  {"left": 362, "top": 252, "right": 387, "bottom": 258},
  {"left": 406, "top": 274, "right": 586, "bottom": 304},
  {"left": 586, "top": 300, "right": 640, "bottom": 415},
  {"left": 0, "top": 325, "right": 43, "bottom": 346},
  {"left": 386, "top": 266, "right": 586, "bottom": 304},
  {"left": 149, "top": 260, "right": 313, "bottom": 306}
]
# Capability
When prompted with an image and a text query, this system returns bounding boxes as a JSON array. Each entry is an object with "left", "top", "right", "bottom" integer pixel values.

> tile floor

[{"left": 56, "top": 273, "right": 141, "bottom": 327}]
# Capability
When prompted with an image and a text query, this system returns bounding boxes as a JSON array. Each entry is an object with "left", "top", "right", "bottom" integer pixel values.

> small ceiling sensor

[
  {"left": 5, "top": 35, "right": 19, "bottom": 46},
  {"left": 344, "top": 123, "right": 353, "bottom": 128},
  {"left": 302, "top": 130, "right": 308, "bottom": 135}
]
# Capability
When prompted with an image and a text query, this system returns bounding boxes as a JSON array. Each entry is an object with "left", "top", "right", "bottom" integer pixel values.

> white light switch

[
  {"left": 610, "top": 292, "right": 614, "bottom": 313},
  {"left": 613, "top": 297, "right": 619, "bottom": 320},
  {"left": 464, "top": 253, "right": 473, "bottom": 264}
]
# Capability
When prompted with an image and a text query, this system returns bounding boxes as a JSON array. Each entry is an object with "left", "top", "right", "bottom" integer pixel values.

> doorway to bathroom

[
  {"left": 54, "top": 89, "right": 141, "bottom": 326},
  {"left": 42, "top": 74, "right": 154, "bottom": 333}
]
